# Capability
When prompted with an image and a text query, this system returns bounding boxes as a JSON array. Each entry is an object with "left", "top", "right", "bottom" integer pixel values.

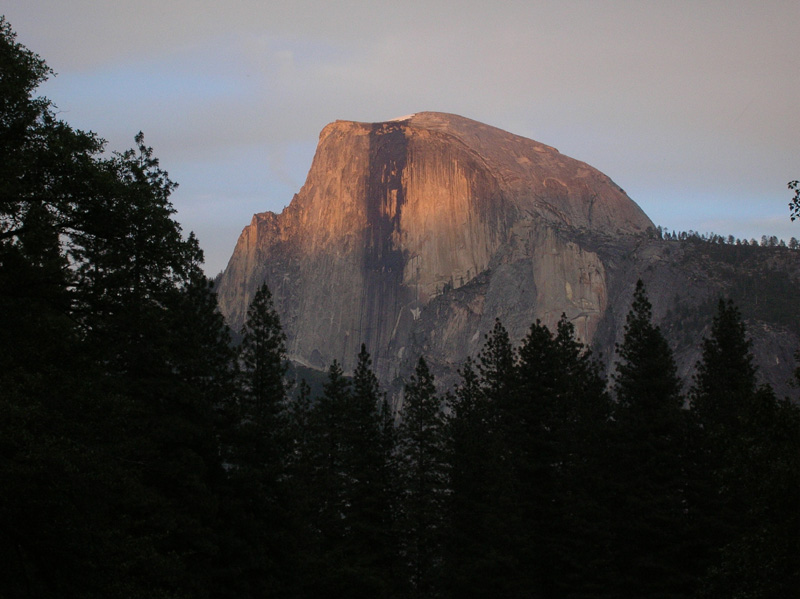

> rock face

[
  {"left": 216, "top": 112, "right": 800, "bottom": 398},
  {"left": 217, "top": 113, "right": 652, "bottom": 377}
]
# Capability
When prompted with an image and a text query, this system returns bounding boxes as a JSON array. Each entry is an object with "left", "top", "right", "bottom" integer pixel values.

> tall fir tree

[
  {"left": 547, "top": 316, "right": 613, "bottom": 597},
  {"left": 311, "top": 359, "right": 352, "bottom": 550},
  {"left": 690, "top": 299, "right": 800, "bottom": 597},
  {"left": 497, "top": 316, "right": 612, "bottom": 597},
  {"left": 239, "top": 282, "right": 288, "bottom": 420},
  {"left": 462, "top": 317, "right": 518, "bottom": 595},
  {"left": 691, "top": 299, "right": 756, "bottom": 434},
  {"left": 396, "top": 357, "right": 448, "bottom": 599},
  {"left": 338, "top": 345, "right": 397, "bottom": 598},
  {"left": 610, "top": 279, "right": 691, "bottom": 598},
  {"left": 476, "top": 318, "right": 516, "bottom": 405},
  {"left": 614, "top": 281, "right": 683, "bottom": 415},
  {"left": 443, "top": 356, "right": 497, "bottom": 599},
  {"left": 304, "top": 359, "right": 364, "bottom": 598},
  {"left": 507, "top": 319, "right": 561, "bottom": 596},
  {"left": 221, "top": 281, "right": 294, "bottom": 598}
]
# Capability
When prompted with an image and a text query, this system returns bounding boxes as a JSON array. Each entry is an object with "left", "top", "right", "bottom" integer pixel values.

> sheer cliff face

[{"left": 217, "top": 112, "right": 654, "bottom": 380}]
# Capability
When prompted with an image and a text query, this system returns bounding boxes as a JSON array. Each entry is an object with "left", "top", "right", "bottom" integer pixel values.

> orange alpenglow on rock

[{"left": 216, "top": 112, "right": 653, "bottom": 384}]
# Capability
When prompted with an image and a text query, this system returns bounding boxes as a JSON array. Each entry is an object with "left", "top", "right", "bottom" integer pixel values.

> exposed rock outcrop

[
  {"left": 216, "top": 112, "right": 800, "bottom": 398},
  {"left": 217, "top": 113, "right": 651, "bottom": 376}
]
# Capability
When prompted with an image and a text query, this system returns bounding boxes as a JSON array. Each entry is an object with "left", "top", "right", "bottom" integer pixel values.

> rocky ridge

[{"left": 216, "top": 112, "right": 800, "bottom": 398}]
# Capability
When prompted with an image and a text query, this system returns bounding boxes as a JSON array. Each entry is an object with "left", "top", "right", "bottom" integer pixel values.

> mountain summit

[{"left": 216, "top": 113, "right": 797, "bottom": 392}]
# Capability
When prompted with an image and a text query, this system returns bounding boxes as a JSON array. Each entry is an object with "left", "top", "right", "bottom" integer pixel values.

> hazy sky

[{"left": 5, "top": 1, "right": 799, "bottom": 274}]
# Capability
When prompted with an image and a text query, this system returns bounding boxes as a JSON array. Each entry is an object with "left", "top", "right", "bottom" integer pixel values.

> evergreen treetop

[
  {"left": 614, "top": 279, "right": 683, "bottom": 416},
  {"left": 240, "top": 282, "right": 288, "bottom": 418},
  {"left": 691, "top": 298, "right": 757, "bottom": 432}
]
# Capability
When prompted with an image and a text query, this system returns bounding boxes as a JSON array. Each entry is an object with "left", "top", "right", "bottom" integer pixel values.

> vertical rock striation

[{"left": 216, "top": 112, "right": 655, "bottom": 383}]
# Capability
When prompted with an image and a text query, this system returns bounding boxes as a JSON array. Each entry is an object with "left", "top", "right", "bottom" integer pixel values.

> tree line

[
  {"left": 249, "top": 280, "right": 798, "bottom": 599},
  {"left": 2, "top": 17, "right": 799, "bottom": 598},
  {"left": 654, "top": 226, "right": 799, "bottom": 249}
]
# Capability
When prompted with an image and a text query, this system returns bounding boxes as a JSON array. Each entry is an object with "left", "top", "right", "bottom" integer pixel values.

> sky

[{"left": 4, "top": 1, "right": 799, "bottom": 275}]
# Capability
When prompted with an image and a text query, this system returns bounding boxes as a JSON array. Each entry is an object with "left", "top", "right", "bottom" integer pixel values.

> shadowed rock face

[{"left": 216, "top": 112, "right": 654, "bottom": 383}]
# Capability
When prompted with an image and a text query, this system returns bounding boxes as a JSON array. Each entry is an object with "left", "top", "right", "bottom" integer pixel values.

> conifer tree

[
  {"left": 701, "top": 387, "right": 800, "bottom": 599},
  {"left": 690, "top": 299, "right": 800, "bottom": 597},
  {"left": 509, "top": 319, "right": 561, "bottom": 595},
  {"left": 497, "top": 316, "right": 612, "bottom": 596},
  {"left": 342, "top": 345, "right": 397, "bottom": 597},
  {"left": 689, "top": 299, "right": 758, "bottom": 554},
  {"left": 277, "top": 377, "right": 320, "bottom": 598},
  {"left": 548, "top": 316, "right": 613, "bottom": 595},
  {"left": 301, "top": 351, "right": 397, "bottom": 599},
  {"left": 614, "top": 280, "right": 683, "bottom": 415},
  {"left": 220, "top": 283, "right": 293, "bottom": 597},
  {"left": 240, "top": 282, "right": 288, "bottom": 420},
  {"left": 691, "top": 299, "right": 756, "bottom": 433},
  {"left": 443, "top": 356, "right": 497, "bottom": 598},
  {"left": 472, "top": 317, "right": 516, "bottom": 496},
  {"left": 552, "top": 315, "right": 611, "bottom": 448},
  {"left": 463, "top": 317, "right": 518, "bottom": 590},
  {"left": 396, "top": 357, "right": 448, "bottom": 598},
  {"left": 610, "top": 279, "right": 690, "bottom": 598},
  {"left": 304, "top": 360, "right": 361, "bottom": 598},
  {"left": 311, "top": 359, "right": 352, "bottom": 540},
  {"left": 476, "top": 318, "right": 516, "bottom": 404},
  {"left": 69, "top": 132, "right": 200, "bottom": 380}
]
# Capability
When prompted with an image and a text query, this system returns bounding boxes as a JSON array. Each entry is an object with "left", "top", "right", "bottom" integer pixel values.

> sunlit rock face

[{"left": 216, "top": 112, "right": 654, "bottom": 384}]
